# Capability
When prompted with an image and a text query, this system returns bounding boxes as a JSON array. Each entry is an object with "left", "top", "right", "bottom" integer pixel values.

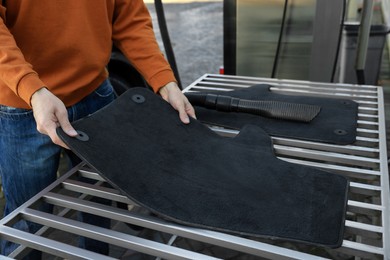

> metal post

[{"left": 355, "top": 0, "right": 374, "bottom": 84}]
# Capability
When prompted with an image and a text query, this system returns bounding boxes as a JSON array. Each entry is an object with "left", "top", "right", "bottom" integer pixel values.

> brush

[{"left": 185, "top": 92, "right": 321, "bottom": 123}]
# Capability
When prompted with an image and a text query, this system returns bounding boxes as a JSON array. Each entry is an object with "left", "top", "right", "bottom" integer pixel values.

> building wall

[{"left": 382, "top": 0, "right": 390, "bottom": 59}]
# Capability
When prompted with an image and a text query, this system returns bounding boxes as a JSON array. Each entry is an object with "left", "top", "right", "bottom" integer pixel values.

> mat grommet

[
  {"left": 76, "top": 131, "right": 89, "bottom": 141},
  {"left": 132, "top": 94, "right": 145, "bottom": 104},
  {"left": 334, "top": 129, "right": 348, "bottom": 135}
]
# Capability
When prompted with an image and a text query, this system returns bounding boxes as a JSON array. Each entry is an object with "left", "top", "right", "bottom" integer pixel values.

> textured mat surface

[
  {"left": 189, "top": 84, "right": 358, "bottom": 144},
  {"left": 58, "top": 87, "right": 348, "bottom": 248}
]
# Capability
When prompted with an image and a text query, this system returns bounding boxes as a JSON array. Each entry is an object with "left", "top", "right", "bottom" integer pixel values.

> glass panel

[{"left": 236, "top": 0, "right": 316, "bottom": 80}]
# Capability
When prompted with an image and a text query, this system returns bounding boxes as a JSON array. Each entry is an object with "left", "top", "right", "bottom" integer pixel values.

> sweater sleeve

[
  {"left": 111, "top": 0, "right": 176, "bottom": 92},
  {"left": 0, "top": 7, "right": 46, "bottom": 107}
]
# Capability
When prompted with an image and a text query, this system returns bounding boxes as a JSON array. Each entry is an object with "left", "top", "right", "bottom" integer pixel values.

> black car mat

[
  {"left": 57, "top": 87, "right": 348, "bottom": 248},
  {"left": 189, "top": 84, "right": 358, "bottom": 145}
]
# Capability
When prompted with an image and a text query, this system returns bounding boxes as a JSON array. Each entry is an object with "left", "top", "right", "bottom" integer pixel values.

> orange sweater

[{"left": 0, "top": 0, "right": 175, "bottom": 109}]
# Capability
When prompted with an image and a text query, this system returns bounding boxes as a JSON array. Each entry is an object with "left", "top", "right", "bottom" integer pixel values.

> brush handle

[
  {"left": 186, "top": 93, "right": 320, "bottom": 122},
  {"left": 236, "top": 99, "right": 317, "bottom": 122}
]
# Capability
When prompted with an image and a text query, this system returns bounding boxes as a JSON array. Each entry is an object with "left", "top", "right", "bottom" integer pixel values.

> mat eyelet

[
  {"left": 132, "top": 94, "right": 145, "bottom": 104},
  {"left": 334, "top": 129, "right": 348, "bottom": 135},
  {"left": 76, "top": 131, "right": 89, "bottom": 141}
]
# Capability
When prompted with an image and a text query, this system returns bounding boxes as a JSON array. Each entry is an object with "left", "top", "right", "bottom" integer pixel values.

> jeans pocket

[
  {"left": 93, "top": 80, "right": 115, "bottom": 98},
  {"left": 0, "top": 105, "right": 33, "bottom": 120}
]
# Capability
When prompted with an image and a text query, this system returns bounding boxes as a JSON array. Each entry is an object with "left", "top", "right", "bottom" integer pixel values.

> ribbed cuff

[
  {"left": 148, "top": 69, "right": 176, "bottom": 93},
  {"left": 16, "top": 73, "right": 46, "bottom": 107}
]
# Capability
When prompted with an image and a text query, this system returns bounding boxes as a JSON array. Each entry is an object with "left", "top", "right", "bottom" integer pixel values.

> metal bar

[
  {"left": 349, "top": 182, "right": 381, "bottom": 196},
  {"left": 357, "top": 120, "right": 379, "bottom": 127},
  {"left": 345, "top": 220, "right": 383, "bottom": 234},
  {"left": 272, "top": 137, "right": 379, "bottom": 157},
  {"left": 278, "top": 157, "right": 380, "bottom": 178},
  {"left": 78, "top": 169, "right": 105, "bottom": 181},
  {"left": 155, "top": 235, "right": 179, "bottom": 260},
  {"left": 355, "top": 136, "right": 379, "bottom": 145},
  {"left": 61, "top": 179, "right": 134, "bottom": 205},
  {"left": 377, "top": 87, "right": 390, "bottom": 257},
  {"left": 341, "top": 240, "right": 383, "bottom": 256},
  {"left": 6, "top": 166, "right": 108, "bottom": 258},
  {"left": 358, "top": 107, "right": 378, "bottom": 115},
  {"left": 355, "top": 0, "right": 374, "bottom": 84},
  {"left": 0, "top": 165, "right": 82, "bottom": 227},
  {"left": 0, "top": 226, "right": 115, "bottom": 260},
  {"left": 42, "top": 192, "right": 327, "bottom": 260},
  {"left": 273, "top": 145, "right": 380, "bottom": 168},
  {"left": 55, "top": 177, "right": 387, "bottom": 233},
  {"left": 211, "top": 126, "right": 380, "bottom": 146},
  {"left": 357, "top": 128, "right": 378, "bottom": 135},
  {"left": 21, "top": 208, "right": 219, "bottom": 260},
  {"left": 347, "top": 200, "right": 383, "bottom": 214}
]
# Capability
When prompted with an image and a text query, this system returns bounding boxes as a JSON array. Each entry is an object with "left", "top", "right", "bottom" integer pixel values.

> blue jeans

[{"left": 0, "top": 79, "right": 115, "bottom": 258}]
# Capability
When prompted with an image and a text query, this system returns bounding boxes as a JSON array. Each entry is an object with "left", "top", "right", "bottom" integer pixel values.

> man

[{"left": 0, "top": 0, "right": 195, "bottom": 257}]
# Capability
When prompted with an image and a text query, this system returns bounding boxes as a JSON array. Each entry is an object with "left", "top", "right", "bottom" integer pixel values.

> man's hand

[
  {"left": 158, "top": 82, "right": 196, "bottom": 124},
  {"left": 31, "top": 88, "right": 78, "bottom": 149}
]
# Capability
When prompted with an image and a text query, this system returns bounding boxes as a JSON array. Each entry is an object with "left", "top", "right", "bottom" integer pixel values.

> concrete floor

[{"left": 147, "top": 1, "right": 224, "bottom": 88}]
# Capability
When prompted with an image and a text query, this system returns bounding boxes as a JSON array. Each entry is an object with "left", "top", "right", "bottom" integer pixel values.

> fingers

[
  {"left": 37, "top": 107, "right": 74, "bottom": 149},
  {"left": 177, "top": 98, "right": 196, "bottom": 124},
  {"left": 46, "top": 120, "right": 71, "bottom": 149},
  {"left": 184, "top": 99, "right": 196, "bottom": 120},
  {"left": 56, "top": 110, "right": 78, "bottom": 137},
  {"left": 31, "top": 87, "right": 76, "bottom": 149},
  {"left": 52, "top": 109, "right": 78, "bottom": 149},
  {"left": 159, "top": 82, "right": 197, "bottom": 124},
  {"left": 178, "top": 108, "right": 190, "bottom": 124}
]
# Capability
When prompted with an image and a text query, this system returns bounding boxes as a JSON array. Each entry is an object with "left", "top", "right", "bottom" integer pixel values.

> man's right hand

[{"left": 30, "top": 87, "right": 78, "bottom": 149}]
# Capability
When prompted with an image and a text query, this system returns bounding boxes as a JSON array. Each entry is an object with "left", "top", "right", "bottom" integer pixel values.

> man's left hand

[{"left": 159, "top": 82, "right": 196, "bottom": 124}]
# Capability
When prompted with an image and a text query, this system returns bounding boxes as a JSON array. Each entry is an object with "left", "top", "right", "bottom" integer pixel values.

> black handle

[{"left": 185, "top": 92, "right": 321, "bottom": 122}]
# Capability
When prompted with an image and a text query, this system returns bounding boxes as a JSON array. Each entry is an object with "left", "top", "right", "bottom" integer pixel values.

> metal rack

[{"left": 0, "top": 74, "right": 388, "bottom": 259}]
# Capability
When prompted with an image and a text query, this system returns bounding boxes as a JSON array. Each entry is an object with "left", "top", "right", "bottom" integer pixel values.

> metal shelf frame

[{"left": 0, "top": 74, "right": 388, "bottom": 259}]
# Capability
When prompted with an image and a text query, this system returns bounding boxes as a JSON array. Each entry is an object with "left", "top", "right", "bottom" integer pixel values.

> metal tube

[{"left": 355, "top": 0, "right": 374, "bottom": 84}]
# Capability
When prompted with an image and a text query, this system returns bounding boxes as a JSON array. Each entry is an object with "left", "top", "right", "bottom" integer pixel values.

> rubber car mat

[
  {"left": 188, "top": 84, "right": 358, "bottom": 145},
  {"left": 57, "top": 87, "right": 348, "bottom": 248}
]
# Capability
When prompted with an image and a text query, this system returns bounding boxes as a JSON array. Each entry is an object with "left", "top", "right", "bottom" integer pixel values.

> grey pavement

[{"left": 146, "top": 1, "right": 224, "bottom": 88}]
